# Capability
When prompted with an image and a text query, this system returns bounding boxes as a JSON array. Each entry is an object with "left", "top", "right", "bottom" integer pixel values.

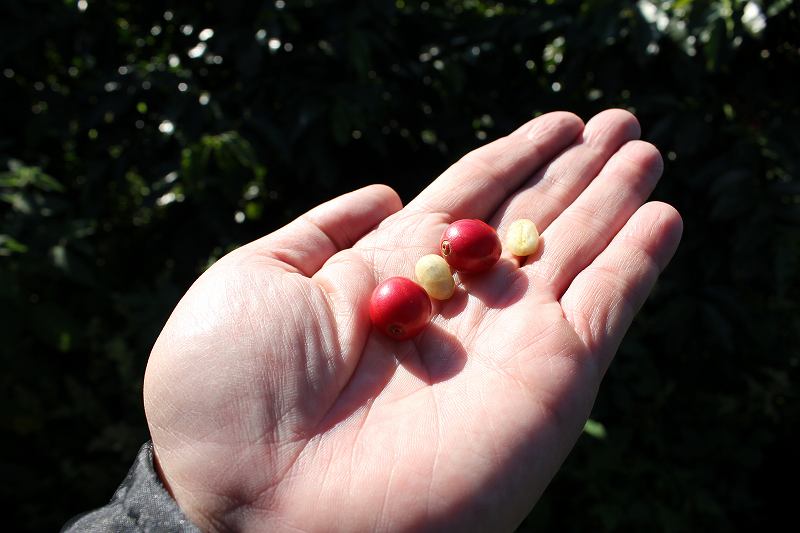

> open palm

[{"left": 144, "top": 110, "right": 682, "bottom": 532}]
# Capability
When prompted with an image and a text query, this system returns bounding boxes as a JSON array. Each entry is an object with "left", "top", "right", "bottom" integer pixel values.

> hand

[{"left": 144, "top": 109, "right": 682, "bottom": 532}]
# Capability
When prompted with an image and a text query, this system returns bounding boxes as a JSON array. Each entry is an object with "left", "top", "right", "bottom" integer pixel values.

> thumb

[{"left": 242, "top": 184, "right": 403, "bottom": 276}]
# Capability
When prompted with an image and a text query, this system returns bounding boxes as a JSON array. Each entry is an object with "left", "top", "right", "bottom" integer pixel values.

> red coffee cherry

[
  {"left": 369, "top": 277, "right": 432, "bottom": 340},
  {"left": 440, "top": 219, "right": 502, "bottom": 273}
]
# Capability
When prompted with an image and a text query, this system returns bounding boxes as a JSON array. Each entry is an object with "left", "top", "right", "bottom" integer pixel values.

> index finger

[{"left": 405, "top": 112, "right": 584, "bottom": 221}]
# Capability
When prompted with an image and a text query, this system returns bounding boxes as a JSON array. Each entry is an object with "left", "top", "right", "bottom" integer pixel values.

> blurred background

[{"left": 1, "top": 0, "right": 798, "bottom": 531}]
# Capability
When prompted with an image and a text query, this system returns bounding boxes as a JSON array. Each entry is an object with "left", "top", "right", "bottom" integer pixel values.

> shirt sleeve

[{"left": 61, "top": 441, "right": 201, "bottom": 533}]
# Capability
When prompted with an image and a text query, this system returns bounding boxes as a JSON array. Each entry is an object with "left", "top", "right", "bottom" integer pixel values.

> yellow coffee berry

[
  {"left": 414, "top": 254, "right": 456, "bottom": 300},
  {"left": 505, "top": 218, "right": 540, "bottom": 257}
]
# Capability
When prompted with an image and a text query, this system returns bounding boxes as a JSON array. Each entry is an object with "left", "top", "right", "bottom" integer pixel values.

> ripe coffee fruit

[
  {"left": 369, "top": 277, "right": 432, "bottom": 340},
  {"left": 505, "top": 218, "right": 540, "bottom": 257},
  {"left": 414, "top": 254, "right": 456, "bottom": 300},
  {"left": 440, "top": 219, "right": 502, "bottom": 273}
]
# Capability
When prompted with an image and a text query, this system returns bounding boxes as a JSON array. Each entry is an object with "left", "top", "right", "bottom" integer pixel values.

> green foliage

[{"left": 1, "top": 0, "right": 798, "bottom": 530}]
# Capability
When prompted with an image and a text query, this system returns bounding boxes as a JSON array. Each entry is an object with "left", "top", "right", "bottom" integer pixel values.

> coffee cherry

[
  {"left": 440, "top": 219, "right": 501, "bottom": 273},
  {"left": 414, "top": 254, "right": 456, "bottom": 300},
  {"left": 369, "top": 277, "right": 432, "bottom": 340},
  {"left": 505, "top": 218, "right": 540, "bottom": 257}
]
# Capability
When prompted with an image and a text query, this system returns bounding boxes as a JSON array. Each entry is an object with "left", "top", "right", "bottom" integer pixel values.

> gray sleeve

[{"left": 61, "top": 441, "right": 201, "bottom": 532}]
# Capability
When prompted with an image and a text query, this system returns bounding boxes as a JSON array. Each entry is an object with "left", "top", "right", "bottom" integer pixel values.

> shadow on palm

[{"left": 310, "top": 213, "right": 534, "bottom": 433}]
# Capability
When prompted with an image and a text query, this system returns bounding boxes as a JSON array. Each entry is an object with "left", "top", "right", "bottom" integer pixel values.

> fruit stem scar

[{"left": 389, "top": 324, "right": 404, "bottom": 337}]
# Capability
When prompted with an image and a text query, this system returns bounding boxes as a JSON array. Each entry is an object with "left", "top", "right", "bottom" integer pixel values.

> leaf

[
  {"left": 583, "top": 419, "right": 608, "bottom": 439},
  {"left": 0, "top": 235, "right": 28, "bottom": 255}
]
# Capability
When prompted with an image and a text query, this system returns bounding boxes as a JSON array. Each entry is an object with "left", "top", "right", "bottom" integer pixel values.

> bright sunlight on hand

[{"left": 144, "top": 109, "right": 683, "bottom": 532}]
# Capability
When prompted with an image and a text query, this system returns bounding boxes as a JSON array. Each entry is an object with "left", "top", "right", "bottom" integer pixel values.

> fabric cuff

[{"left": 61, "top": 441, "right": 200, "bottom": 532}]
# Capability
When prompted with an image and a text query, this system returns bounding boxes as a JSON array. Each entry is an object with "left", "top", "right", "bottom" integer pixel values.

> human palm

[{"left": 144, "top": 110, "right": 682, "bottom": 532}]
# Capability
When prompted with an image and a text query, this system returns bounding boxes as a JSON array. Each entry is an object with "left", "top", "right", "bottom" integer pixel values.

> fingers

[
  {"left": 527, "top": 140, "right": 664, "bottom": 298},
  {"left": 240, "top": 184, "right": 403, "bottom": 276},
  {"left": 492, "top": 109, "right": 641, "bottom": 243},
  {"left": 560, "top": 201, "right": 683, "bottom": 368},
  {"left": 406, "top": 112, "right": 584, "bottom": 221}
]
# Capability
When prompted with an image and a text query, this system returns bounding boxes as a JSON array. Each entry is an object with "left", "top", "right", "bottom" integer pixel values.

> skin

[{"left": 144, "top": 109, "right": 683, "bottom": 532}]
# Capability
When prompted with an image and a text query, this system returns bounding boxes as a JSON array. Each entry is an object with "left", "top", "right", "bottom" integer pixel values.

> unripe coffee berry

[
  {"left": 505, "top": 218, "right": 540, "bottom": 257},
  {"left": 440, "top": 219, "right": 502, "bottom": 274},
  {"left": 414, "top": 254, "right": 456, "bottom": 300},
  {"left": 369, "top": 277, "right": 432, "bottom": 340}
]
